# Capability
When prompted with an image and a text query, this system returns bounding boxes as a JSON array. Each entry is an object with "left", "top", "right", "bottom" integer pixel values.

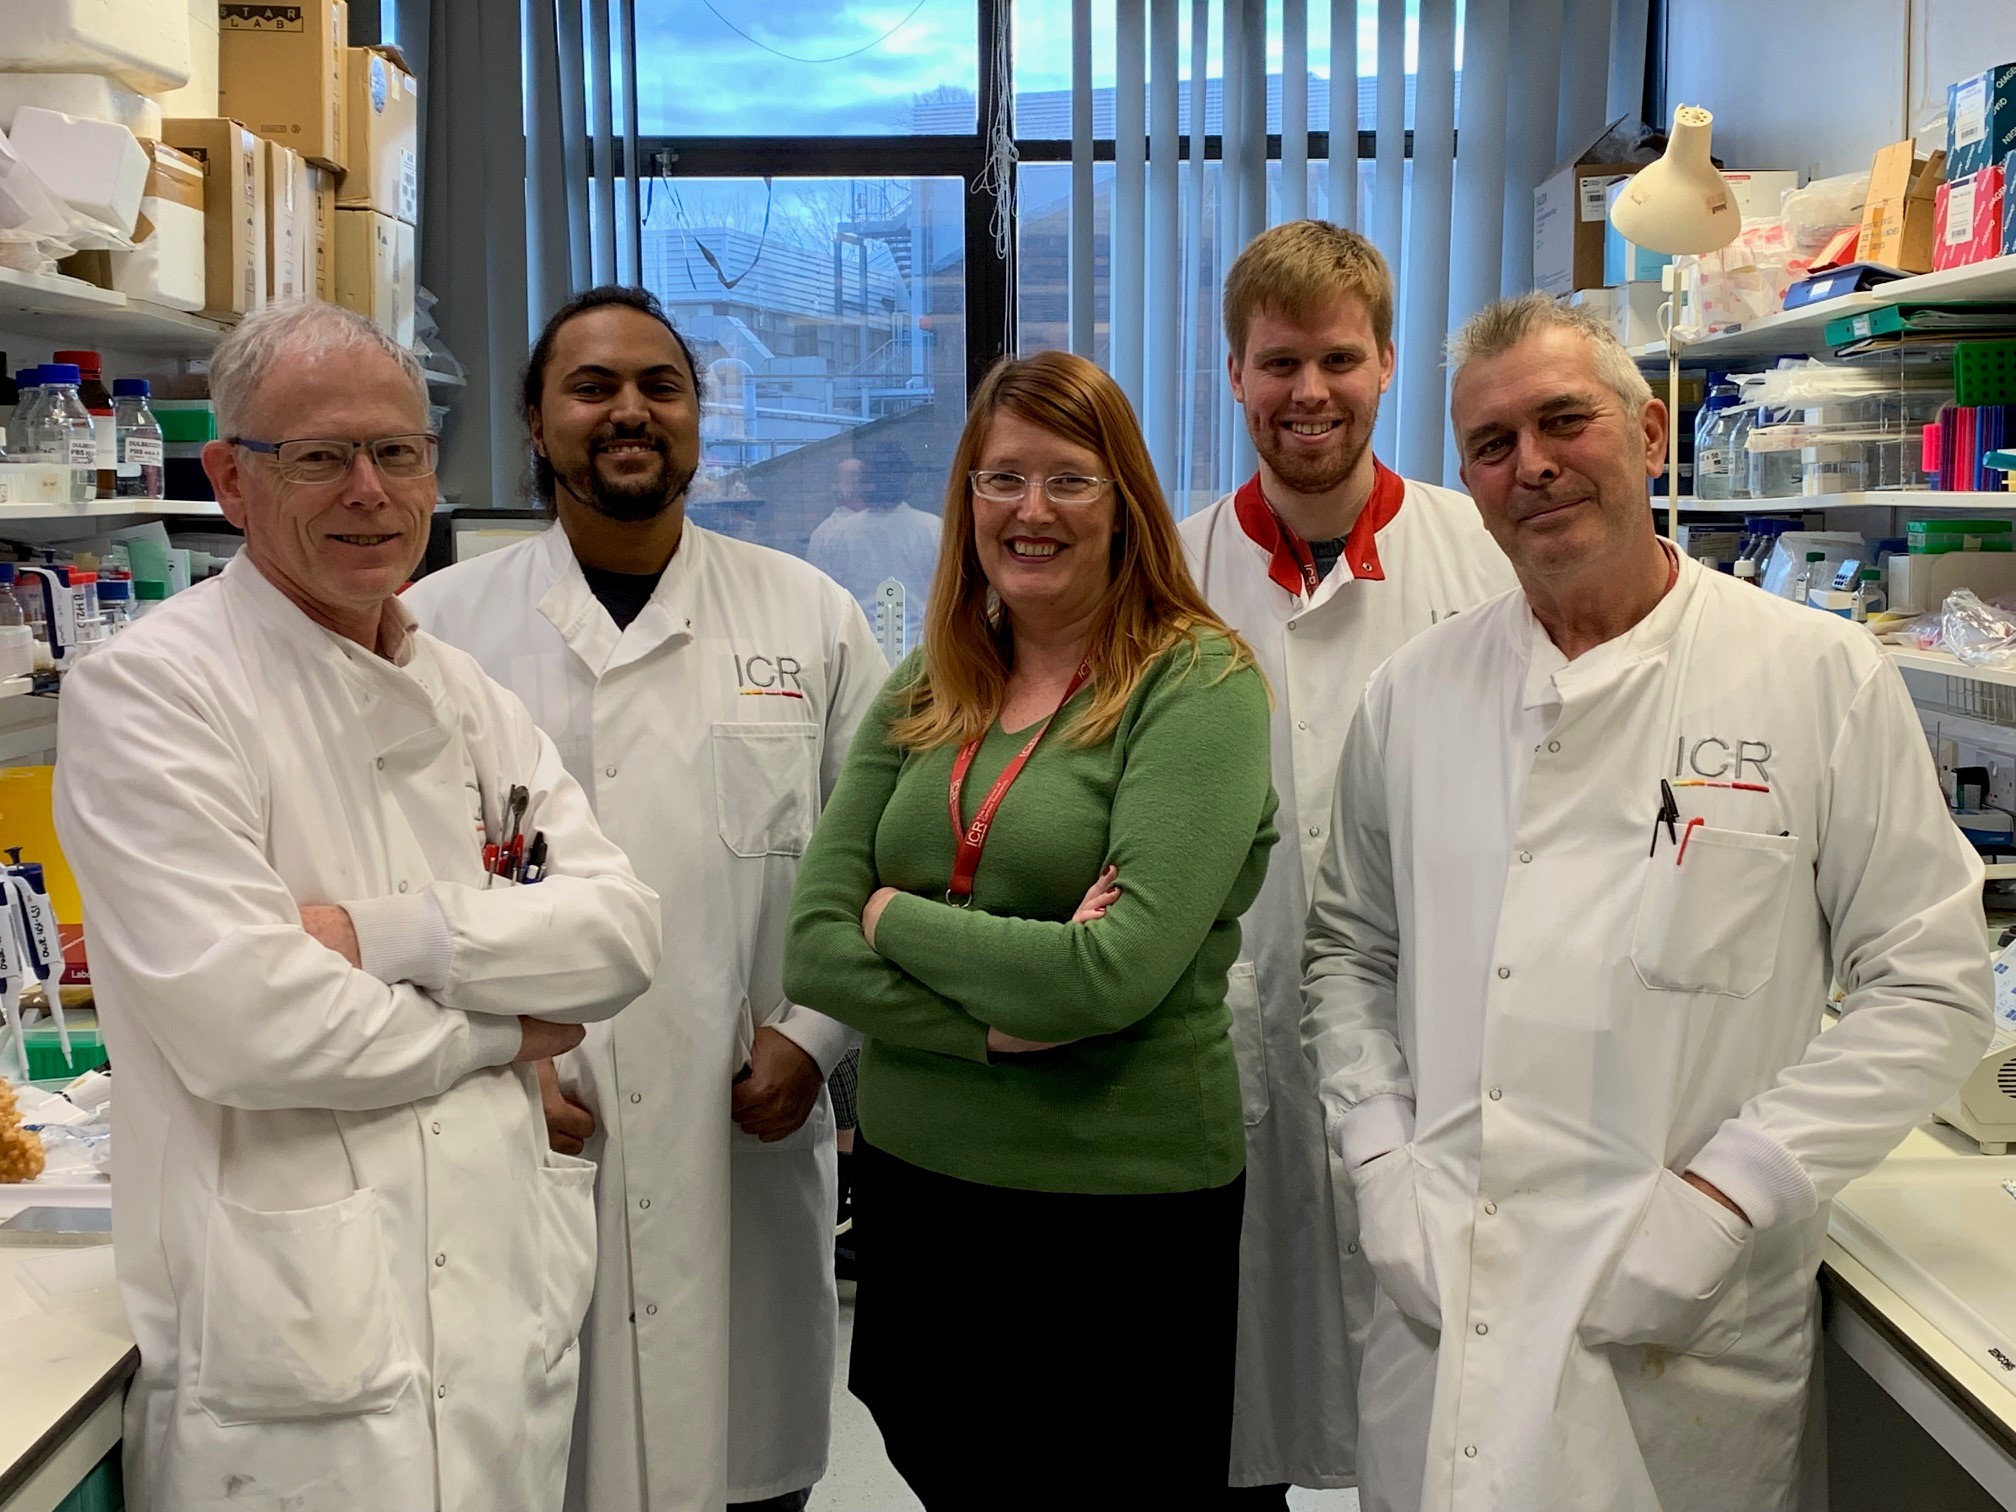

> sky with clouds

[{"left": 635, "top": 0, "right": 1427, "bottom": 137}]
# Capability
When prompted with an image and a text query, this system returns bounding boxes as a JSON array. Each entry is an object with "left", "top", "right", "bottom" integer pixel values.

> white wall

[{"left": 1667, "top": 0, "right": 2016, "bottom": 179}]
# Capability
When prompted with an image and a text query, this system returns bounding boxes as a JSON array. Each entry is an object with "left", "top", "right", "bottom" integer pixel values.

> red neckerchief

[{"left": 1232, "top": 461, "right": 1407, "bottom": 598}]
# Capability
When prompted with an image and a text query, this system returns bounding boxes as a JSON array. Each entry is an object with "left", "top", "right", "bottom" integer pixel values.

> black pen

[
  {"left": 519, "top": 831, "right": 548, "bottom": 885},
  {"left": 1649, "top": 778, "right": 1681, "bottom": 857}
]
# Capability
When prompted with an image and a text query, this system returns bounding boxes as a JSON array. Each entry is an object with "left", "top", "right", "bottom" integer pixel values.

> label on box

[
  {"left": 1580, "top": 176, "right": 1616, "bottom": 221},
  {"left": 400, "top": 150, "right": 418, "bottom": 221},
  {"left": 371, "top": 56, "right": 388, "bottom": 114},
  {"left": 1949, "top": 179, "right": 1978, "bottom": 242},
  {"left": 222, "top": 3, "right": 307, "bottom": 31},
  {"left": 1957, "top": 78, "right": 1989, "bottom": 148}
]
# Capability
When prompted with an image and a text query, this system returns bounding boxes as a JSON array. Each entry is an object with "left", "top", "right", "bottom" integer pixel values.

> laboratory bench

[{"left": 0, "top": 1124, "right": 2011, "bottom": 1510}]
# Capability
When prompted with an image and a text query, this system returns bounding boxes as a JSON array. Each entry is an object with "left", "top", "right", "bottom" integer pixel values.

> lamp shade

[{"left": 1609, "top": 105, "right": 1740, "bottom": 256}]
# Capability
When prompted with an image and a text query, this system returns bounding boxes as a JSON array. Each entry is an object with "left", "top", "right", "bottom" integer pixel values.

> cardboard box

[
  {"left": 1947, "top": 63, "right": 2016, "bottom": 182},
  {"left": 309, "top": 166, "right": 336, "bottom": 302},
  {"left": 264, "top": 139, "right": 312, "bottom": 301},
  {"left": 1934, "top": 164, "right": 2005, "bottom": 272},
  {"left": 1860, "top": 142, "right": 1945, "bottom": 275},
  {"left": 340, "top": 46, "right": 418, "bottom": 225},
  {"left": 162, "top": 117, "right": 267, "bottom": 317},
  {"left": 1534, "top": 119, "right": 1676, "bottom": 296},
  {"left": 217, "top": 0, "right": 347, "bottom": 172},
  {"left": 334, "top": 207, "right": 414, "bottom": 345},
  {"left": 111, "top": 140, "right": 207, "bottom": 311}
]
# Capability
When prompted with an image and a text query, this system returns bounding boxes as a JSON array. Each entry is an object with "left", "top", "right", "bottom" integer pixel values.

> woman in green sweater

[{"left": 783, "top": 350, "right": 1277, "bottom": 1508}]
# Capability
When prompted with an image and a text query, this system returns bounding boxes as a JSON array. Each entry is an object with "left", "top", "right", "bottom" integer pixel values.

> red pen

[{"left": 505, "top": 834, "right": 525, "bottom": 880}]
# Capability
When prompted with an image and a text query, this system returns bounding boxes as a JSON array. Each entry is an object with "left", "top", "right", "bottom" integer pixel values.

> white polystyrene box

[
  {"left": 149, "top": 0, "right": 218, "bottom": 121},
  {"left": 0, "top": 75, "right": 161, "bottom": 139},
  {"left": 0, "top": 2, "right": 193, "bottom": 96},
  {"left": 111, "top": 198, "right": 204, "bottom": 311},
  {"left": 6, "top": 107, "right": 150, "bottom": 238}
]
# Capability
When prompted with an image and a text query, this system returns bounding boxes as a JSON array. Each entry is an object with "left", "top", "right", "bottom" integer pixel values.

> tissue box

[
  {"left": 0, "top": 2, "right": 193, "bottom": 95},
  {"left": 161, "top": 118, "right": 266, "bottom": 317},
  {"left": 340, "top": 47, "right": 418, "bottom": 224},
  {"left": 335, "top": 208, "right": 414, "bottom": 345},
  {"left": 1947, "top": 63, "right": 2016, "bottom": 182},
  {"left": 1934, "top": 165, "right": 2006, "bottom": 272},
  {"left": 0, "top": 75, "right": 160, "bottom": 139},
  {"left": 109, "top": 142, "right": 206, "bottom": 312},
  {"left": 218, "top": 0, "right": 348, "bottom": 172},
  {"left": 5, "top": 108, "right": 150, "bottom": 237}
]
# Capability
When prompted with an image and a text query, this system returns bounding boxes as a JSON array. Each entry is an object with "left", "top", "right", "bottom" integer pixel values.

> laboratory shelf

[
  {"left": 1632, "top": 252, "right": 2016, "bottom": 363},
  {"left": 1659, "top": 492, "right": 2015, "bottom": 513},
  {"left": 0, "top": 267, "right": 232, "bottom": 356},
  {"left": 1983, "top": 864, "right": 2016, "bottom": 881},
  {"left": 0, "top": 499, "right": 224, "bottom": 520},
  {"left": 1888, "top": 647, "right": 2016, "bottom": 688}
]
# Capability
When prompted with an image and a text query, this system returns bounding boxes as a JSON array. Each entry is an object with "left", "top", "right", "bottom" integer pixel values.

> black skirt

[{"left": 849, "top": 1136, "right": 1247, "bottom": 1509}]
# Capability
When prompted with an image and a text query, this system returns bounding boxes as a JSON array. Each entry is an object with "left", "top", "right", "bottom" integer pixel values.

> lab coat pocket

[
  {"left": 1225, "top": 961, "right": 1269, "bottom": 1126},
  {"left": 195, "top": 1189, "right": 415, "bottom": 1426},
  {"left": 536, "top": 1152, "right": 599, "bottom": 1371},
  {"left": 1632, "top": 826, "right": 1799, "bottom": 997},
  {"left": 1579, "top": 1168, "right": 1753, "bottom": 1358},
  {"left": 1352, "top": 1146, "right": 1440, "bottom": 1330},
  {"left": 712, "top": 722, "right": 820, "bottom": 858}
]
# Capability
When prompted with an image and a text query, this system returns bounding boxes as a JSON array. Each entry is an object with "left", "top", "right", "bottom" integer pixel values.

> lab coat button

[
  {"left": 1297, "top": 720, "right": 1309, "bottom": 731},
  {"left": 1519, "top": 851, "right": 1532, "bottom": 864},
  {"left": 1496, "top": 966, "right": 1510, "bottom": 979},
  {"left": 374, "top": 757, "right": 385, "bottom": 770},
  {"left": 1547, "top": 740, "right": 1561, "bottom": 753},
  {"left": 1475, "top": 1322, "right": 1488, "bottom": 1335},
  {"left": 604, "top": 764, "right": 618, "bottom": 778},
  {"left": 1483, "top": 1201, "right": 1498, "bottom": 1215},
  {"left": 1287, "top": 620, "right": 1298, "bottom": 631},
  {"left": 397, "top": 880, "right": 408, "bottom": 893},
  {"left": 435, "top": 1252, "right": 446, "bottom": 1267},
  {"left": 1464, "top": 1445, "right": 1478, "bottom": 1459},
  {"left": 437, "top": 1384, "right": 448, "bottom": 1399},
  {"left": 1488, "top": 1087, "right": 1503, "bottom": 1101},
  {"left": 629, "top": 1092, "right": 642, "bottom": 1104},
  {"left": 1346, "top": 1241, "right": 1359, "bottom": 1254},
  {"left": 645, "top": 1303, "right": 658, "bottom": 1316},
  {"left": 1308, "top": 826, "right": 1321, "bottom": 839},
  {"left": 638, "top": 1198, "right": 651, "bottom": 1210},
  {"left": 430, "top": 1121, "right": 442, "bottom": 1134}
]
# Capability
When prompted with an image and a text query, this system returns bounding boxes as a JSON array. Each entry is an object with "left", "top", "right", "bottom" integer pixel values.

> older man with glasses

[{"left": 54, "top": 300, "right": 662, "bottom": 1512}]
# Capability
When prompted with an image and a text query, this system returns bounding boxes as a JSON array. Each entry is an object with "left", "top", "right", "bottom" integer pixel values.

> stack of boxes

[
  {"left": 0, "top": 3, "right": 417, "bottom": 343},
  {"left": 1935, "top": 63, "right": 2016, "bottom": 272}
]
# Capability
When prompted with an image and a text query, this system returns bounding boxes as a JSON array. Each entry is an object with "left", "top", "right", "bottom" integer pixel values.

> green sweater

[{"left": 782, "top": 634, "right": 1278, "bottom": 1195}]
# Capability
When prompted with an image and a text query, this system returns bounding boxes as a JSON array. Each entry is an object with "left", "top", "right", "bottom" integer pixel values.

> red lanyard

[
  {"left": 945, "top": 661, "right": 1091, "bottom": 904},
  {"left": 1277, "top": 522, "right": 1321, "bottom": 596}
]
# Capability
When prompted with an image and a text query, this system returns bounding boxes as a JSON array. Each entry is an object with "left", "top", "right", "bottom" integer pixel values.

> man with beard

[
  {"left": 406, "top": 287, "right": 886, "bottom": 1512},
  {"left": 1178, "top": 221, "right": 1514, "bottom": 1506}
]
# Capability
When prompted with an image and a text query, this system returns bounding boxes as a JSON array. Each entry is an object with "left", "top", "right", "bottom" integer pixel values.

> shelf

[
  {"left": 1983, "top": 863, "right": 2016, "bottom": 881},
  {"left": 1631, "top": 253, "right": 2016, "bottom": 363},
  {"left": 0, "top": 499, "right": 223, "bottom": 521},
  {"left": 0, "top": 267, "right": 232, "bottom": 357},
  {"left": 1658, "top": 492, "right": 2016, "bottom": 513},
  {"left": 1888, "top": 647, "right": 2016, "bottom": 687}
]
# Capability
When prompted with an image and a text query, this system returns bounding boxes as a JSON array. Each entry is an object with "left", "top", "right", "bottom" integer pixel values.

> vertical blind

[{"left": 1063, "top": 0, "right": 1648, "bottom": 506}]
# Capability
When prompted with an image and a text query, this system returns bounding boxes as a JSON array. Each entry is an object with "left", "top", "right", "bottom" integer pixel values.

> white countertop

[{"left": 0, "top": 1238, "right": 134, "bottom": 1512}]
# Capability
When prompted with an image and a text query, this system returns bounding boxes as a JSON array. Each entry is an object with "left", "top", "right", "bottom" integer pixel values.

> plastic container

[
  {"left": 111, "top": 378, "right": 164, "bottom": 500},
  {"left": 1908, "top": 519, "right": 2014, "bottom": 554},
  {"left": 1791, "top": 550, "right": 1825, "bottom": 608},
  {"left": 129, "top": 578, "right": 167, "bottom": 618}
]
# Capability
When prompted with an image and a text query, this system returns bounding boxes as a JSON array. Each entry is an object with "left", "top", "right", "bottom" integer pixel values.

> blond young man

[{"left": 1178, "top": 220, "right": 1514, "bottom": 1504}]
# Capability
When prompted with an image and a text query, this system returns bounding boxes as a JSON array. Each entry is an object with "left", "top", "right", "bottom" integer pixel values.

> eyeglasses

[
  {"left": 969, "top": 470, "right": 1113, "bottom": 506},
  {"left": 230, "top": 433, "right": 440, "bottom": 485}
]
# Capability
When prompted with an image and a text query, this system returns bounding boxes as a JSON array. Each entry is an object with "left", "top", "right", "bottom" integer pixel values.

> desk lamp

[{"left": 1609, "top": 105, "right": 1742, "bottom": 541}]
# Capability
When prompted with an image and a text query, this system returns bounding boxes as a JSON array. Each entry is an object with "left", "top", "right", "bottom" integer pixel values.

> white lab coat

[
  {"left": 405, "top": 523, "right": 884, "bottom": 1509},
  {"left": 805, "top": 502, "right": 942, "bottom": 654},
  {"left": 52, "top": 555, "right": 661, "bottom": 1512},
  {"left": 1179, "top": 470, "right": 1514, "bottom": 1488},
  {"left": 1302, "top": 554, "right": 1993, "bottom": 1512}
]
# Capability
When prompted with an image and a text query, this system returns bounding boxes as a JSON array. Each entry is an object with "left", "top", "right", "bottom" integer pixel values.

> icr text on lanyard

[{"left": 945, "top": 662, "right": 1091, "bottom": 905}]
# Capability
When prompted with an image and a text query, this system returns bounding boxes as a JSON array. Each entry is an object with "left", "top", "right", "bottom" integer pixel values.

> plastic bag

[
  {"left": 1943, "top": 589, "right": 2016, "bottom": 669},
  {"left": 1780, "top": 171, "right": 1870, "bottom": 262},
  {"left": 1761, "top": 531, "right": 1864, "bottom": 601}
]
